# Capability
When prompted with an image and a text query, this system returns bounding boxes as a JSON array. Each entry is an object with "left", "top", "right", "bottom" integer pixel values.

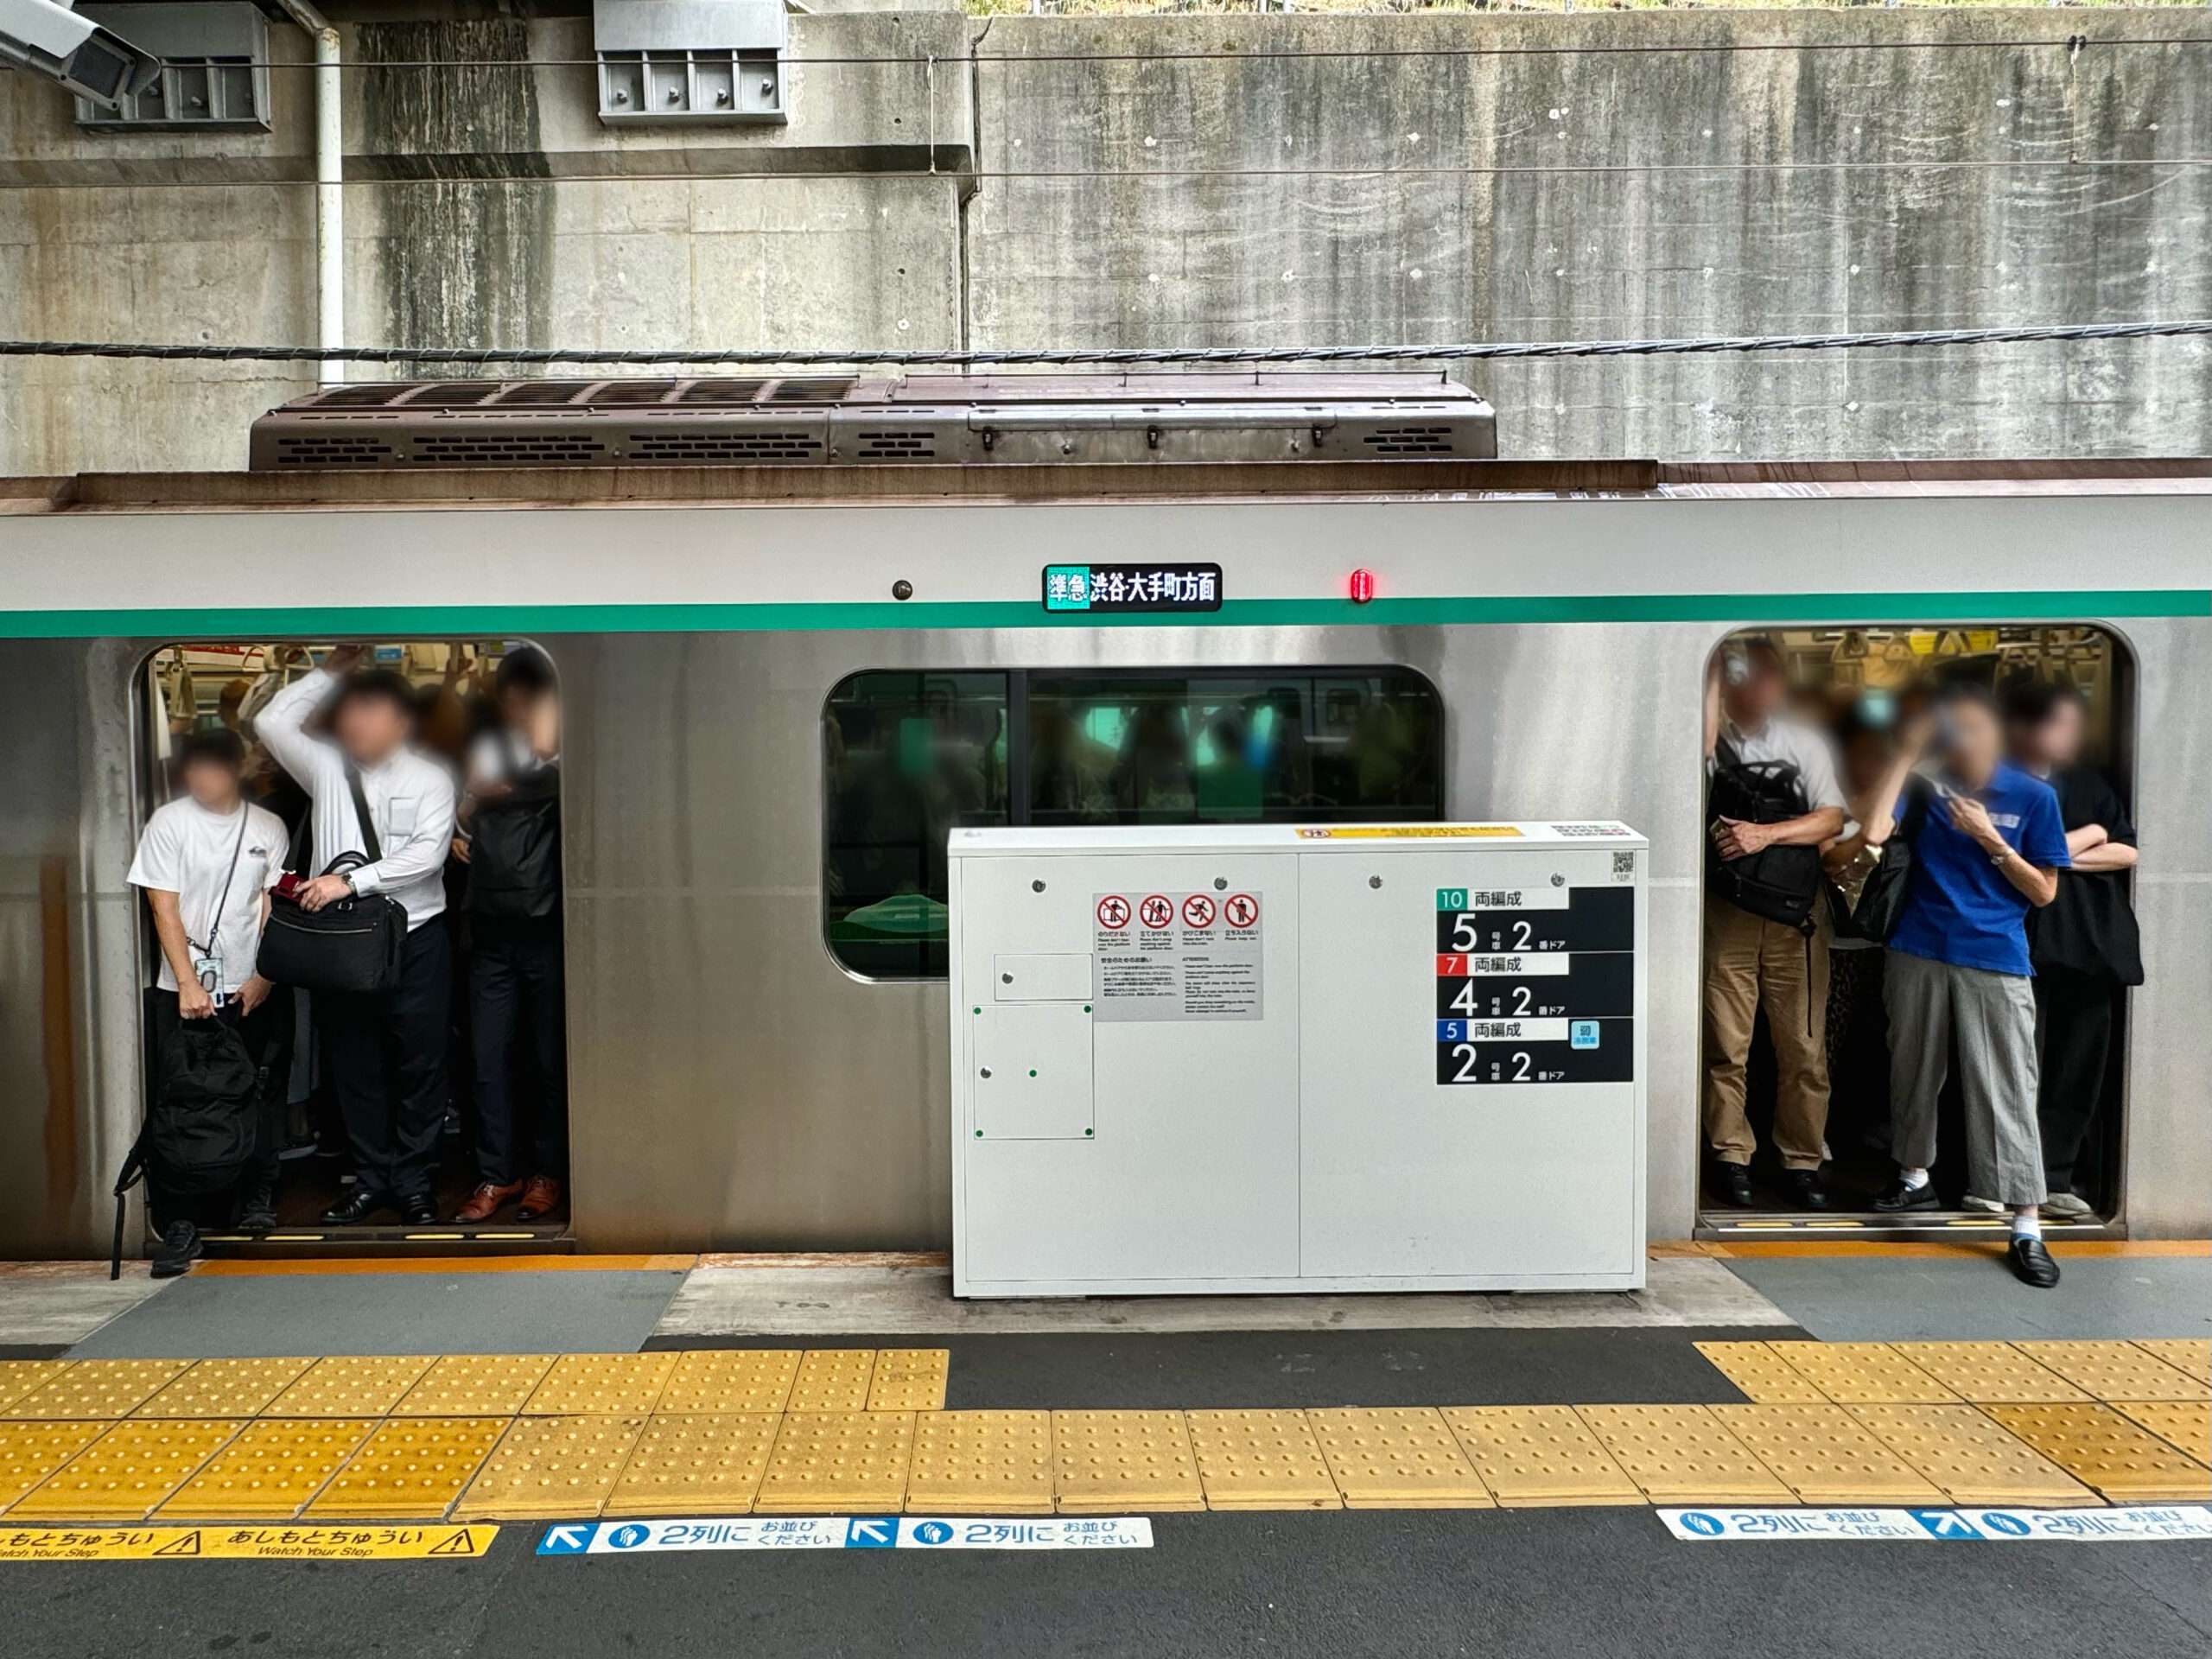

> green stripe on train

[{"left": 0, "top": 590, "right": 2205, "bottom": 639}]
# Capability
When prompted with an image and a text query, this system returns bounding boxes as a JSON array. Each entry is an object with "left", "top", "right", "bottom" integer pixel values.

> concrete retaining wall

[{"left": 2, "top": 8, "right": 2206, "bottom": 470}]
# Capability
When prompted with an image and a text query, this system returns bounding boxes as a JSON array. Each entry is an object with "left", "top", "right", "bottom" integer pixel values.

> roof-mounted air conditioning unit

[{"left": 593, "top": 0, "right": 786, "bottom": 126}]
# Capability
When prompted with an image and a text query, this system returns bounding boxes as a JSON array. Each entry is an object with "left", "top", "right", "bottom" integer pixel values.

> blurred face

[
  {"left": 1724, "top": 647, "right": 1787, "bottom": 727},
  {"left": 1943, "top": 697, "right": 2002, "bottom": 785},
  {"left": 1841, "top": 730, "right": 1892, "bottom": 793},
  {"left": 499, "top": 684, "right": 538, "bottom": 732},
  {"left": 181, "top": 756, "right": 244, "bottom": 810},
  {"left": 2034, "top": 697, "right": 2085, "bottom": 768},
  {"left": 334, "top": 691, "right": 411, "bottom": 764}
]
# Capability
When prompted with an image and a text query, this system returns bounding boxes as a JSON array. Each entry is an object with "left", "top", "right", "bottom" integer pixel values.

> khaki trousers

[{"left": 1702, "top": 893, "right": 1831, "bottom": 1170}]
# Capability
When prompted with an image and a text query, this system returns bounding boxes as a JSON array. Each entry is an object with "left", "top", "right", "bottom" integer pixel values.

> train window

[{"left": 823, "top": 666, "right": 1444, "bottom": 979}]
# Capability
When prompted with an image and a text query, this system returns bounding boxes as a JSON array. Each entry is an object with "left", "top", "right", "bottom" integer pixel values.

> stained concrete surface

[
  {"left": 3, "top": 1506, "right": 2210, "bottom": 1659},
  {"left": 1719, "top": 1255, "right": 2212, "bottom": 1343},
  {"left": 63, "top": 1269, "right": 687, "bottom": 1357},
  {"left": 654, "top": 1257, "right": 1791, "bottom": 1338},
  {"left": 0, "top": 1264, "right": 170, "bottom": 1351}
]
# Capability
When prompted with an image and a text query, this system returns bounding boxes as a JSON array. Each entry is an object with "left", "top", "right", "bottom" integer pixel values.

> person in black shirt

[{"left": 2005, "top": 680, "right": 2143, "bottom": 1219}]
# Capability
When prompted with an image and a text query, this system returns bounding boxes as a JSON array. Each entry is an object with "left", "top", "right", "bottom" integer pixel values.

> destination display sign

[
  {"left": 1043, "top": 563, "right": 1224, "bottom": 613},
  {"left": 1434, "top": 883, "right": 1634, "bottom": 1086}
]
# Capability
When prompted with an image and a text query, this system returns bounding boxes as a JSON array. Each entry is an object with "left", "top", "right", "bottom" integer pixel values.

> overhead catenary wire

[{"left": 3, "top": 319, "right": 2209, "bottom": 370}]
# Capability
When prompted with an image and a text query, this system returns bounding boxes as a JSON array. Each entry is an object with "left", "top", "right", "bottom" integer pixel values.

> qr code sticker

[{"left": 1612, "top": 852, "right": 1637, "bottom": 879}]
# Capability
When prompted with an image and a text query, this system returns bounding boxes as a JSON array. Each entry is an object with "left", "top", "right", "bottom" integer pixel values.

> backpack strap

[{"left": 109, "top": 1128, "right": 149, "bottom": 1281}]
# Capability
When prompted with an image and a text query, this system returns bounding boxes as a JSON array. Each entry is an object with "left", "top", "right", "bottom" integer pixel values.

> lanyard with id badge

[{"left": 188, "top": 805, "right": 251, "bottom": 1007}]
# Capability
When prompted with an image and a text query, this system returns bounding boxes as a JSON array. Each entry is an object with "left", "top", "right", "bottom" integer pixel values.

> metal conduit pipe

[{"left": 272, "top": 0, "right": 343, "bottom": 387}]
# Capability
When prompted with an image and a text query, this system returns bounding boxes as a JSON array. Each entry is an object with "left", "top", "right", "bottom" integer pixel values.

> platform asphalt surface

[{"left": 7, "top": 1326, "right": 2211, "bottom": 1659}]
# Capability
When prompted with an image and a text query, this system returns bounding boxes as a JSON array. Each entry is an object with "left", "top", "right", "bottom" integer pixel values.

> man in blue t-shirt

[{"left": 1859, "top": 683, "right": 2071, "bottom": 1287}]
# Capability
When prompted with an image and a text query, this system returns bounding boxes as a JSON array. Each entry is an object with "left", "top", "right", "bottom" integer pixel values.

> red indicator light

[{"left": 1349, "top": 568, "right": 1376, "bottom": 604}]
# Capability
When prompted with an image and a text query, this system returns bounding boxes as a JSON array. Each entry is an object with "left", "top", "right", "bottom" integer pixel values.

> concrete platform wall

[{"left": 3, "top": 9, "right": 2209, "bottom": 472}]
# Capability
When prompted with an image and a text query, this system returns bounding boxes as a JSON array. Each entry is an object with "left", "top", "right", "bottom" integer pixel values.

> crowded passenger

[
  {"left": 1700, "top": 639, "right": 1847, "bottom": 1210},
  {"left": 257, "top": 645, "right": 461, "bottom": 1226},
  {"left": 1820, "top": 702, "right": 1897, "bottom": 1155},
  {"left": 1860, "top": 683, "right": 2070, "bottom": 1287},
  {"left": 453, "top": 647, "right": 569, "bottom": 1224},
  {"left": 125, "top": 729, "right": 293, "bottom": 1274},
  {"left": 2005, "top": 680, "right": 2143, "bottom": 1220}
]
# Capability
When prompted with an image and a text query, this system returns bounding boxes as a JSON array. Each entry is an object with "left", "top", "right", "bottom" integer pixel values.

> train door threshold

[
  {"left": 1697, "top": 1210, "right": 2126, "bottom": 1244},
  {"left": 194, "top": 1225, "right": 579, "bottom": 1262}
]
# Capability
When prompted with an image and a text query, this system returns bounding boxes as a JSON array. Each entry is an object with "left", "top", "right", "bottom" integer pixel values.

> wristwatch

[{"left": 340, "top": 870, "right": 358, "bottom": 894}]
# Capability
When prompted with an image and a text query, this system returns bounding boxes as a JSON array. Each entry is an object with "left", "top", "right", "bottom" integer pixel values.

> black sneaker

[
  {"left": 1873, "top": 1176, "right": 1941, "bottom": 1213},
  {"left": 1785, "top": 1170, "right": 1831, "bottom": 1211},
  {"left": 150, "top": 1220, "right": 202, "bottom": 1279},
  {"left": 2007, "top": 1236, "right": 2062, "bottom": 1288},
  {"left": 1712, "top": 1162, "right": 1755, "bottom": 1207},
  {"left": 238, "top": 1182, "right": 277, "bottom": 1236}
]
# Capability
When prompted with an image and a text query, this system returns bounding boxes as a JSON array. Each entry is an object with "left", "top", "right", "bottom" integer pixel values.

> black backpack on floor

[
  {"left": 110, "top": 1017, "right": 263, "bottom": 1277},
  {"left": 1707, "top": 734, "right": 1824, "bottom": 935}
]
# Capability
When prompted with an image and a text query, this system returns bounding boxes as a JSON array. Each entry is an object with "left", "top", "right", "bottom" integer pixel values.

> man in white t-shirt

[{"left": 126, "top": 729, "right": 293, "bottom": 1274}]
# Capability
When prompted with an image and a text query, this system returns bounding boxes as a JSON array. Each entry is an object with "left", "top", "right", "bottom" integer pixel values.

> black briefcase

[{"left": 258, "top": 852, "right": 408, "bottom": 994}]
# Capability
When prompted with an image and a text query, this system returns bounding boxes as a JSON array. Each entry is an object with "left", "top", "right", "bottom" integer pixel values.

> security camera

[{"left": 0, "top": 0, "right": 162, "bottom": 109}]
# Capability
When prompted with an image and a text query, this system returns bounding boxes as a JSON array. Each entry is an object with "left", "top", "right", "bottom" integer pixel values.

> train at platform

[{"left": 1, "top": 373, "right": 2206, "bottom": 1260}]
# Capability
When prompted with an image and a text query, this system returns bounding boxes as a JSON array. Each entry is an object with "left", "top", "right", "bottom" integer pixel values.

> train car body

[{"left": 3, "top": 397, "right": 2209, "bottom": 1260}]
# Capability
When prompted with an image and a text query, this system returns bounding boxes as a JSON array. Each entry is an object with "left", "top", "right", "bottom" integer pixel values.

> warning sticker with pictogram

[{"left": 1093, "top": 891, "right": 1262, "bottom": 1023}]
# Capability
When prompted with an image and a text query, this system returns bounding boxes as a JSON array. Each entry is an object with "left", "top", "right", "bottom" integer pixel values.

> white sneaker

[
  {"left": 1961, "top": 1195, "right": 2005, "bottom": 1215},
  {"left": 2041, "top": 1191, "right": 2094, "bottom": 1221}
]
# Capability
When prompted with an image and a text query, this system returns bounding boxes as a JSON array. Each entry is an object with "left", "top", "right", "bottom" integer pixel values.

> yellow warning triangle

[
  {"left": 428, "top": 1530, "right": 478, "bottom": 1557},
  {"left": 153, "top": 1531, "right": 202, "bottom": 1557}
]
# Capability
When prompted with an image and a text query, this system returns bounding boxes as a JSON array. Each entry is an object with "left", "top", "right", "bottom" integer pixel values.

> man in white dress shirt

[{"left": 257, "top": 645, "right": 459, "bottom": 1225}]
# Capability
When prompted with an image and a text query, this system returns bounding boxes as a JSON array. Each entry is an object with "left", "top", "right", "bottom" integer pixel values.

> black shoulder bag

[
  {"left": 467, "top": 764, "right": 562, "bottom": 925},
  {"left": 1707, "top": 734, "right": 1824, "bottom": 935},
  {"left": 1838, "top": 779, "right": 1929, "bottom": 945},
  {"left": 256, "top": 766, "right": 409, "bottom": 995}
]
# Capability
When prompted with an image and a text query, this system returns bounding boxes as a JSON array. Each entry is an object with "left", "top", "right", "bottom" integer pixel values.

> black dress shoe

[
  {"left": 1785, "top": 1170, "right": 1831, "bottom": 1211},
  {"left": 402, "top": 1194, "right": 437, "bottom": 1226},
  {"left": 1872, "top": 1176, "right": 1941, "bottom": 1213},
  {"left": 321, "top": 1188, "right": 389, "bottom": 1225},
  {"left": 1713, "top": 1163, "right": 1755, "bottom": 1207},
  {"left": 2007, "top": 1236, "right": 2062, "bottom": 1288}
]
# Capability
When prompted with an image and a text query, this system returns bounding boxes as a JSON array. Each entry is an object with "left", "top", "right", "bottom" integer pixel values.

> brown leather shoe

[
  {"left": 454, "top": 1180, "right": 523, "bottom": 1224},
  {"left": 514, "top": 1175, "right": 564, "bottom": 1222}
]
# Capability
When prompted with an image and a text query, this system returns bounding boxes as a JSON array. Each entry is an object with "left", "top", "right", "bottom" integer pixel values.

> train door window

[
  {"left": 1696, "top": 625, "right": 2135, "bottom": 1232},
  {"left": 822, "top": 666, "right": 1444, "bottom": 979},
  {"left": 137, "top": 642, "right": 570, "bottom": 1239}
]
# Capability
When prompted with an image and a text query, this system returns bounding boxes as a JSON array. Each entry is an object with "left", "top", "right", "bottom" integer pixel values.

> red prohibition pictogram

[
  {"left": 1181, "top": 893, "right": 1217, "bottom": 928},
  {"left": 1138, "top": 893, "right": 1174, "bottom": 929},
  {"left": 1224, "top": 893, "right": 1260, "bottom": 928},
  {"left": 1096, "top": 894, "right": 1131, "bottom": 929}
]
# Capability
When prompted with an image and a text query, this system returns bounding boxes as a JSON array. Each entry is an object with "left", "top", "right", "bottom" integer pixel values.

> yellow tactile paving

[
  {"left": 1712, "top": 1404, "right": 1944, "bottom": 1505},
  {"left": 0, "top": 1421, "right": 111, "bottom": 1515},
  {"left": 603, "top": 1412, "right": 783, "bottom": 1518},
  {"left": 1694, "top": 1342, "right": 1829, "bottom": 1403},
  {"left": 1307, "top": 1408, "right": 1492, "bottom": 1510},
  {"left": 1981, "top": 1403, "right": 2212, "bottom": 1503},
  {"left": 2, "top": 1358, "right": 192, "bottom": 1421},
  {"left": 0, "top": 1360, "right": 76, "bottom": 1415},
  {"left": 1575, "top": 1406, "right": 1794, "bottom": 1504},
  {"left": 135, "top": 1357, "right": 318, "bottom": 1420},
  {"left": 10, "top": 1418, "right": 243, "bottom": 1520},
  {"left": 394, "top": 1354, "right": 557, "bottom": 1418},
  {"left": 1185, "top": 1410, "right": 1341, "bottom": 1511},
  {"left": 1885, "top": 1343, "right": 2088, "bottom": 1404},
  {"left": 265, "top": 1356, "right": 436, "bottom": 1418},
  {"left": 156, "top": 1418, "right": 379, "bottom": 1520},
  {"left": 1847, "top": 1404, "right": 2102, "bottom": 1508},
  {"left": 867, "top": 1349, "right": 951, "bottom": 1413},
  {"left": 906, "top": 1410, "right": 1057, "bottom": 1515},
  {"left": 2012, "top": 1341, "right": 2212, "bottom": 1402},
  {"left": 1440, "top": 1407, "right": 1643, "bottom": 1508},
  {"left": 521, "top": 1352, "right": 677, "bottom": 1416},
  {"left": 2113, "top": 1401, "right": 2212, "bottom": 1467},
  {"left": 2132, "top": 1340, "right": 2212, "bottom": 1382},
  {"left": 753, "top": 1410, "right": 916, "bottom": 1514},
  {"left": 658, "top": 1351, "right": 802, "bottom": 1415},
  {"left": 787, "top": 1350, "right": 879, "bottom": 1414},
  {"left": 302, "top": 1416, "right": 509, "bottom": 1519},
  {"left": 1764, "top": 1342, "right": 1957, "bottom": 1405},
  {"left": 1052, "top": 1410, "right": 1206, "bottom": 1515},
  {"left": 454, "top": 1414, "right": 646, "bottom": 1520}
]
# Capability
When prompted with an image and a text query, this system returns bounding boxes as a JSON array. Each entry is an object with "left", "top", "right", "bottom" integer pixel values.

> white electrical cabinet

[{"left": 948, "top": 823, "right": 1648, "bottom": 1297}]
